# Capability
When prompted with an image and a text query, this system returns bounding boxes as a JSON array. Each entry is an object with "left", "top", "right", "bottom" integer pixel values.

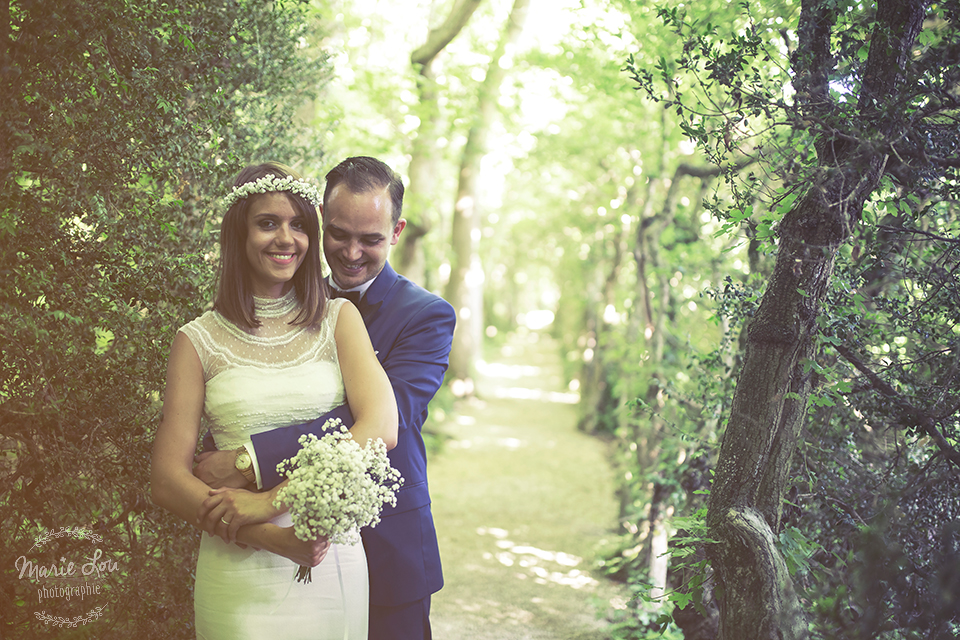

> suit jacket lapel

[{"left": 357, "top": 262, "right": 397, "bottom": 325}]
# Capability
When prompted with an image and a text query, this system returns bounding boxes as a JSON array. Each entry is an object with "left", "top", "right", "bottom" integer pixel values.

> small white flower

[{"left": 222, "top": 174, "right": 323, "bottom": 210}]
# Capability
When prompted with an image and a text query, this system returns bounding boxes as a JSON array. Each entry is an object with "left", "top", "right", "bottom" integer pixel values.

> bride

[{"left": 150, "top": 162, "right": 397, "bottom": 639}]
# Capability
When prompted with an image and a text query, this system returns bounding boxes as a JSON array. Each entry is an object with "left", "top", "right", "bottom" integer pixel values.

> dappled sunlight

[
  {"left": 446, "top": 420, "right": 529, "bottom": 450},
  {"left": 448, "top": 436, "right": 527, "bottom": 450},
  {"left": 496, "top": 437, "right": 525, "bottom": 449},
  {"left": 486, "top": 386, "right": 580, "bottom": 404},
  {"left": 508, "top": 544, "right": 580, "bottom": 567},
  {"left": 476, "top": 360, "right": 542, "bottom": 379},
  {"left": 476, "top": 527, "right": 599, "bottom": 590},
  {"left": 443, "top": 596, "right": 537, "bottom": 625},
  {"left": 475, "top": 359, "right": 580, "bottom": 404},
  {"left": 432, "top": 334, "right": 632, "bottom": 635}
]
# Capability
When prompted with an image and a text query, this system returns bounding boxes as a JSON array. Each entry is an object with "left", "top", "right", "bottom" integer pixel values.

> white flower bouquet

[{"left": 274, "top": 418, "right": 403, "bottom": 583}]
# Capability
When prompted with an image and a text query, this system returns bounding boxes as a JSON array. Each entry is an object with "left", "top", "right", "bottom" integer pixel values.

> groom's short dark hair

[{"left": 324, "top": 156, "right": 404, "bottom": 224}]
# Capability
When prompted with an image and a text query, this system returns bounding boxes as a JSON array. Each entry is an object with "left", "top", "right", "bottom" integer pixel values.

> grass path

[{"left": 428, "top": 331, "right": 632, "bottom": 639}]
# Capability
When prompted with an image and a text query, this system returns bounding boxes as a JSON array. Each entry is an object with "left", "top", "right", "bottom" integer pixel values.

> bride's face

[{"left": 244, "top": 193, "right": 308, "bottom": 298}]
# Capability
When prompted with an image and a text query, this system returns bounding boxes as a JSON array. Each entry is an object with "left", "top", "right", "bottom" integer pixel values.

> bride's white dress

[{"left": 178, "top": 292, "right": 366, "bottom": 639}]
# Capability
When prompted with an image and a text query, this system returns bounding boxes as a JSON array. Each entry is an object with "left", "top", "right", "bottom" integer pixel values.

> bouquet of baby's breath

[{"left": 274, "top": 418, "right": 403, "bottom": 583}]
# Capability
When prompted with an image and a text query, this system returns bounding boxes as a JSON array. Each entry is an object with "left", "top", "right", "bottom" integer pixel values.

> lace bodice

[{"left": 178, "top": 291, "right": 347, "bottom": 450}]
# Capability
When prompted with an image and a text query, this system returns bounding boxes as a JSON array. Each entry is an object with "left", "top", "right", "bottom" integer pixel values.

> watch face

[{"left": 236, "top": 451, "right": 252, "bottom": 470}]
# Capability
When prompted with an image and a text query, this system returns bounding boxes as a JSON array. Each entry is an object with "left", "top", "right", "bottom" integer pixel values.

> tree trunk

[
  {"left": 396, "top": 66, "right": 440, "bottom": 285},
  {"left": 705, "top": 1, "right": 927, "bottom": 638},
  {"left": 445, "top": 0, "right": 529, "bottom": 388},
  {"left": 578, "top": 215, "right": 627, "bottom": 435},
  {"left": 393, "top": 0, "right": 484, "bottom": 283},
  {"left": 628, "top": 158, "right": 731, "bottom": 595}
]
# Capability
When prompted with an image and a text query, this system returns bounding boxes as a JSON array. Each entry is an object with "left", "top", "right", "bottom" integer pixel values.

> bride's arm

[
  {"left": 335, "top": 302, "right": 398, "bottom": 448},
  {"left": 151, "top": 332, "right": 224, "bottom": 525},
  {"left": 150, "top": 333, "right": 283, "bottom": 543}
]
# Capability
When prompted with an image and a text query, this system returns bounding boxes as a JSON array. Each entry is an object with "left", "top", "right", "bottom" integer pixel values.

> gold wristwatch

[{"left": 234, "top": 447, "right": 256, "bottom": 485}]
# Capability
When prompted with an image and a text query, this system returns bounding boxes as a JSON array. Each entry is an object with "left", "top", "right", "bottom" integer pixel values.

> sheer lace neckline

[{"left": 253, "top": 289, "right": 298, "bottom": 318}]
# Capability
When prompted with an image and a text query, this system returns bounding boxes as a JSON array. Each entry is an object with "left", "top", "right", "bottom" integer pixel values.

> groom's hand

[
  {"left": 199, "top": 487, "right": 282, "bottom": 544},
  {"left": 193, "top": 450, "right": 250, "bottom": 489}
]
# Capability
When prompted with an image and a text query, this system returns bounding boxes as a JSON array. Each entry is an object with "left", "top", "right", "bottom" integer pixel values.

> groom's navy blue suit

[{"left": 251, "top": 261, "right": 455, "bottom": 635}]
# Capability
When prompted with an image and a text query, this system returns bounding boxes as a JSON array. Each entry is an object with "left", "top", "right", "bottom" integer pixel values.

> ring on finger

[{"left": 221, "top": 517, "right": 230, "bottom": 525}]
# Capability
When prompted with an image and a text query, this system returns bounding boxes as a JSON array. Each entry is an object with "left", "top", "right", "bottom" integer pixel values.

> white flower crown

[{"left": 222, "top": 174, "right": 322, "bottom": 209}]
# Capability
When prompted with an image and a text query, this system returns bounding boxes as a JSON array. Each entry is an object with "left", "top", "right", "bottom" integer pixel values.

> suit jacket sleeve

[
  {"left": 251, "top": 403, "right": 354, "bottom": 489},
  {"left": 383, "top": 296, "right": 456, "bottom": 438},
  {"left": 250, "top": 293, "right": 456, "bottom": 490}
]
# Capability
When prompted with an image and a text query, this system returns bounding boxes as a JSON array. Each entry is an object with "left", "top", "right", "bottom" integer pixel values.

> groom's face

[{"left": 321, "top": 184, "right": 405, "bottom": 289}]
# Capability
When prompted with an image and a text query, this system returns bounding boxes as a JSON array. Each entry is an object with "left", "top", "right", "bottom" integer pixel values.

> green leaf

[
  {"left": 810, "top": 394, "right": 836, "bottom": 407},
  {"left": 672, "top": 590, "right": 693, "bottom": 609}
]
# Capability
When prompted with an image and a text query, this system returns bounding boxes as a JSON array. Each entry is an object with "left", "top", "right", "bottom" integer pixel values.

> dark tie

[{"left": 331, "top": 288, "right": 362, "bottom": 306}]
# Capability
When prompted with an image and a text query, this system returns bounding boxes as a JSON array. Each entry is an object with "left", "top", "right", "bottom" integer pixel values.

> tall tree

[
  {"left": 625, "top": 0, "right": 958, "bottom": 636},
  {"left": 394, "top": 0, "right": 484, "bottom": 284},
  {"left": 444, "top": 0, "right": 530, "bottom": 389},
  {"left": 625, "top": 0, "right": 960, "bottom": 635}
]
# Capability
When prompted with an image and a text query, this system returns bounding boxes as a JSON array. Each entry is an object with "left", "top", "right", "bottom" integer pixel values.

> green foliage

[
  {"left": 605, "top": 609, "right": 687, "bottom": 640},
  {"left": 0, "top": 0, "right": 330, "bottom": 637},
  {"left": 598, "top": 0, "right": 960, "bottom": 636},
  {"left": 780, "top": 187, "right": 960, "bottom": 638},
  {"left": 653, "top": 505, "right": 717, "bottom": 611},
  {"left": 776, "top": 525, "right": 819, "bottom": 578},
  {"left": 504, "top": 6, "right": 759, "bottom": 638}
]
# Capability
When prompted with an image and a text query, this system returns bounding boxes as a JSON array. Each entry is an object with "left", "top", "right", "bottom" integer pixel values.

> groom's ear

[{"left": 390, "top": 219, "right": 406, "bottom": 245}]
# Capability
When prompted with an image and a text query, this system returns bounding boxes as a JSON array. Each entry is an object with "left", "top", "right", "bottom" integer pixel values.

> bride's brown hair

[{"left": 214, "top": 161, "right": 329, "bottom": 329}]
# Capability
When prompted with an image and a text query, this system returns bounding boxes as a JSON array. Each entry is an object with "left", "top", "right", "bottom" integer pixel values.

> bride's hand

[
  {"left": 198, "top": 487, "right": 282, "bottom": 544},
  {"left": 267, "top": 526, "right": 331, "bottom": 567}
]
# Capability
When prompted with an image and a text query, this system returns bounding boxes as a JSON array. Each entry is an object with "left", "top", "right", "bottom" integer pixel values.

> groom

[{"left": 195, "top": 156, "right": 456, "bottom": 639}]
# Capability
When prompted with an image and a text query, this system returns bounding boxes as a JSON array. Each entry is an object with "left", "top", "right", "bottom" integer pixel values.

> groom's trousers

[{"left": 369, "top": 596, "right": 431, "bottom": 640}]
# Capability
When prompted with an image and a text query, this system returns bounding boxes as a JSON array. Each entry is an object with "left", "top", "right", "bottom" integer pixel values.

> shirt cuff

[{"left": 243, "top": 443, "right": 263, "bottom": 490}]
